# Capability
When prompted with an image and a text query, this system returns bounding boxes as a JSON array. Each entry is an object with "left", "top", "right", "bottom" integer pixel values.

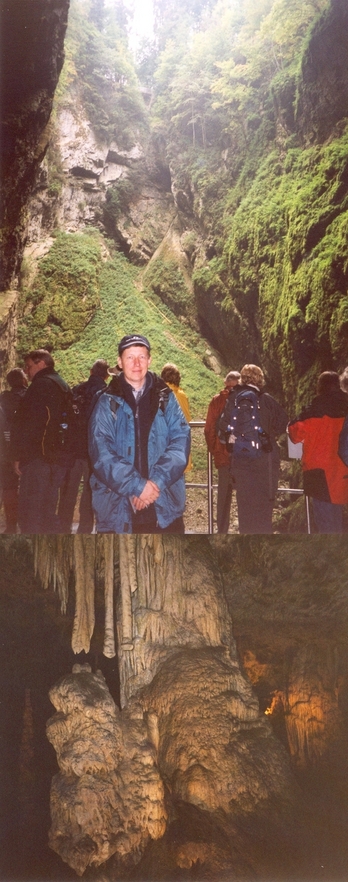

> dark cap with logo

[{"left": 118, "top": 334, "right": 151, "bottom": 355}]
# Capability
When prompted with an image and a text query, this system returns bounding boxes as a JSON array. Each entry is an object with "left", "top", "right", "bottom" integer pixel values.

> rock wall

[
  {"left": 0, "top": 291, "right": 18, "bottom": 385},
  {"left": 295, "top": 0, "right": 348, "bottom": 143},
  {"left": 25, "top": 91, "right": 177, "bottom": 266},
  {"left": 0, "top": 0, "right": 70, "bottom": 291},
  {"left": 213, "top": 535, "right": 348, "bottom": 773},
  {"left": 0, "top": 0, "right": 69, "bottom": 385}
]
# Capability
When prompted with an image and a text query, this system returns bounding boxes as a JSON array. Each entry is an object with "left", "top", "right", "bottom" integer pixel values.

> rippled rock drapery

[
  {"left": 275, "top": 643, "right": 343, "bottom": 769},
  {"left": 47, "top": 664, "right": 166, "bottom": 876},
  {"left": 47, "top": 535, "right": 299, "bottom": 878},
  {"left": 117, "top": 535, "right": 233, "bottom": 705},
  {"left": 139, "top": 647, "right": 296, "bottom": 818}
]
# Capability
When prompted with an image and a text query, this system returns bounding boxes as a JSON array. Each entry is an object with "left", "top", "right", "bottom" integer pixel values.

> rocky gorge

[{"left": 2, "top": 0, "right": 348, "bottom": 413}]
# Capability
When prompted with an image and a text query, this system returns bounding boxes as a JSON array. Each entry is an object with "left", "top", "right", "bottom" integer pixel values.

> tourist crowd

[{"left": 1, "top": 333, "right": 348, "bottom": 535}]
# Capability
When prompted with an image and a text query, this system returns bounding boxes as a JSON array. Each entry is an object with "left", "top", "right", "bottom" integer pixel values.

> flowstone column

[{"left": 117, "top": 534, "right": 234, "bottom": 705}]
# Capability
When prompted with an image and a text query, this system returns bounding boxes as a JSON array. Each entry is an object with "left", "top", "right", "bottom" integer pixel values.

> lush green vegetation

[
  {"left": 145, "top": 0, "right": 348, "bottom": 411},
  {"left": 55, "top": 0, "right": 147, "bottom": 148},
  {"left": 144, "top": 256, "right": 193, "bottom": 318},
  {"left": 53, "top": 246, "right": 221, "bottom": 418},
  {"left": 214, "top": 130, "right": 348, "bottom": 410},
  {"left": 18, "top": 231, "right": 102, "bottom": 355}
]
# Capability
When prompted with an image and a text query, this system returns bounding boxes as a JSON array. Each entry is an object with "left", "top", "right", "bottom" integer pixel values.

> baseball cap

[{"left": 118, "top": 334, "right": 151, "bottom": 355}]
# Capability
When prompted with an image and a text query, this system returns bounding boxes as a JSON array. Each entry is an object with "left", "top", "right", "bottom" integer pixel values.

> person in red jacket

[
  {"left": 288, "top": 371, "right": 348, "bottom": 533},
  {"left": 204, "top": 371, "right": 240, "bottom": 532}
]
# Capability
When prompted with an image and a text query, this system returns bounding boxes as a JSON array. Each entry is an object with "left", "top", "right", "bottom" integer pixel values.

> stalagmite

[
  {"left": 47, "top": 665, "right": 167, "bottom": 876},
  {"left": 103, "top": 535, "right": 116, "bottom": 658},
  {"left": 71, "top": 535, "right": 95, "bottom": 655},
  {"left": 47, "top": 536, "right": 300, "bottom": 879}
]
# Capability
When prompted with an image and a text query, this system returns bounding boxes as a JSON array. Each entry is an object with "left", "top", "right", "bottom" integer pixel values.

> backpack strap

[
  {"left": 157, "top": 383, "right": 170, "bottom": 414},
  {"left": 45, "top": 372, "right": 72, "bottom": 398},
  {"left": 109, "top": 398, "right": 119, "bottom": 418}
]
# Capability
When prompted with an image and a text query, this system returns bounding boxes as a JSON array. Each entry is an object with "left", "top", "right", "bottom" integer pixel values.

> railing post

[
  {"left": 305, "top": 495, "right": 311, "bottom": 534},
  {"left": 186, "top": 421, "right": 309, "bottom": 534},
  {"left": 207, "top": 449, "right": 214, "bottom": 534}
]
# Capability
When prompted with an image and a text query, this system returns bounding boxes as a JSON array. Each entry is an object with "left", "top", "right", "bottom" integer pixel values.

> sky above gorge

[{"left": 127, "top": 0, "right": 154, "bottom": 50}]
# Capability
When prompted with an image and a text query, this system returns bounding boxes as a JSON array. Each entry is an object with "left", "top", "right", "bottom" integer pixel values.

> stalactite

[
  {"left": 33, "top": 535, "right": 72, "bottom": 613},
  {"left": 118, "top": 535, "right": 137, "bottom": 652},
  {"left": 103, "top": 535, "right": 116, "bottom": 659},
  {"left": 33, "top": 535, "right": 118, "bottom": 659},
  {"left": 71, "top": 535, "right": 96, "bottom": 655}
]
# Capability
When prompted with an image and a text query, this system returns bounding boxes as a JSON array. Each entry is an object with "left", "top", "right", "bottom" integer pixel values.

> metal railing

[{"left": 186, "top": 420, "right": 311, "bottom": 534}]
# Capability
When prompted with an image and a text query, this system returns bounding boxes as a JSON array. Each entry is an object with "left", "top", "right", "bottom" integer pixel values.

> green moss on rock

[{"left": 17, "top": 231, "right": 103, "bottom": 356}]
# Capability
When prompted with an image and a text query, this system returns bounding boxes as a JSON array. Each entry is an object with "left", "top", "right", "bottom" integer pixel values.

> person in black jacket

[
  {"left": 12, "top": 349, "right": 72, "bottom": 534},
  {"left": 219, "top": 364, "right": 288, "bottom": 533},
  {"left": 58, "top": 359, "right": 110, "bottom": 533},
  {"left": 0, "top": 368, "right": 28, "bottom": 532}
]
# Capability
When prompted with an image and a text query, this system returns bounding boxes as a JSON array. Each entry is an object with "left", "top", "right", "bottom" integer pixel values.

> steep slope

[{"left": 51, "top": 245, "right": 222, "bottom": 417}]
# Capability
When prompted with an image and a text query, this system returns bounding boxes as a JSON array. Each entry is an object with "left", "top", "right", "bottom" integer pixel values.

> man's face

[
  {"left": 117, "top": 345, "right": 151, "bottom": 390},
  {"left": 24, "top": 358, "right": 46, "bottom": 381}
]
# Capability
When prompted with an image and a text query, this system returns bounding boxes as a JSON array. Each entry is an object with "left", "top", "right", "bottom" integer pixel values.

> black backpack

[
  {"left": 42, "top": 376, "right": 77, "bottom": 466},
  {"left": 223, "top": 388, "right": 270, "bottom": 462},
  {"left": 71, "top": 381, "right": 107, "bottom": 458}
]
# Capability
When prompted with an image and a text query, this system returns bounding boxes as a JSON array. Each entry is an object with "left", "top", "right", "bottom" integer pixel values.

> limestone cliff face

[{"left": 26, "top": 89, "right": 176, "bottom": 266}]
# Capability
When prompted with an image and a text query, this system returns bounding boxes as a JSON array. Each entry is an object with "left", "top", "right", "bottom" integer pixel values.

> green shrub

[
  {"left": 53, "top": 252, "right": 222, "bottom": 418},
  {"left": 18, "top": 231, "right": 102, "bottom": 356}
]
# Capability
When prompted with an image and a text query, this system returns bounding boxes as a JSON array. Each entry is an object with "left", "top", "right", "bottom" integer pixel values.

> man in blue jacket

[{"left": 88, "top": 334, "right": 191, "bottom": 533}]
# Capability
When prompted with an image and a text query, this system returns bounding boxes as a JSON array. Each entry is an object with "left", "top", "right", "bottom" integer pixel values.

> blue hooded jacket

[{"left": 88, "top": 372, "right": 191, "bottom": 532}]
